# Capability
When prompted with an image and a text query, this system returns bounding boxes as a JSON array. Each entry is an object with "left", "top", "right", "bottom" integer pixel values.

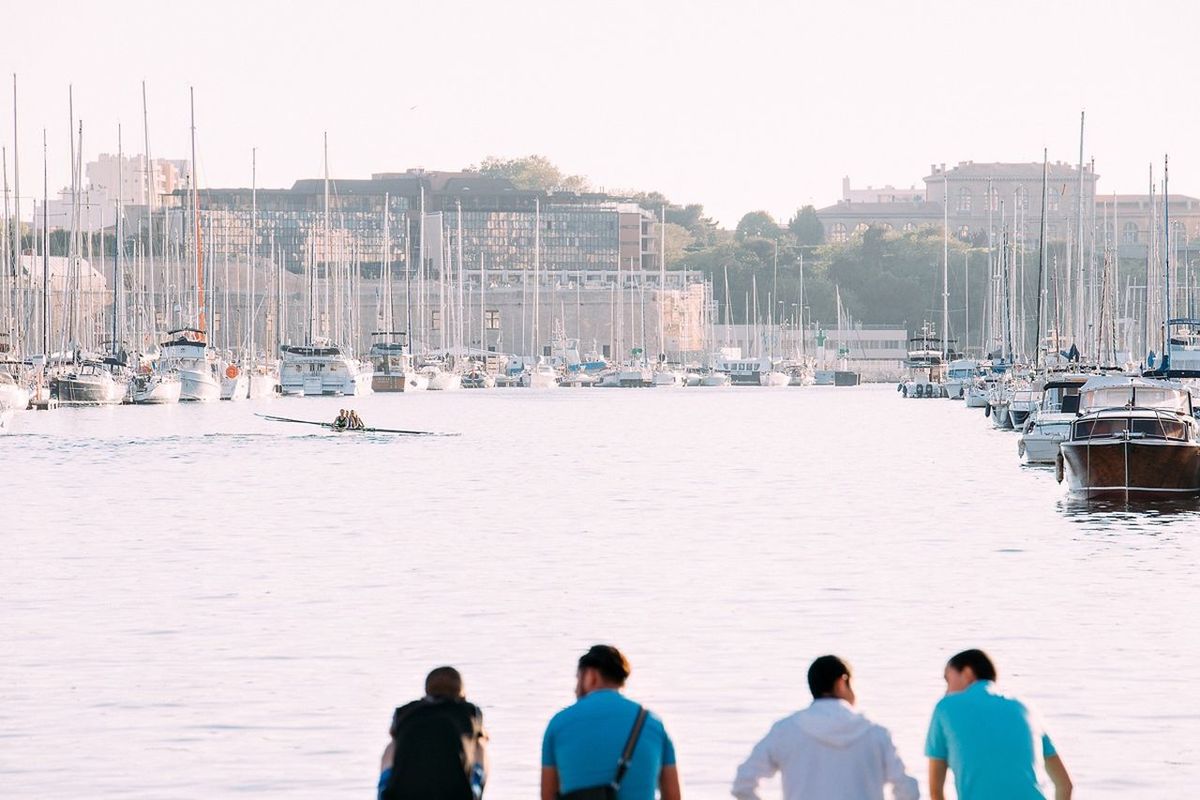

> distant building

[
  {"left": 32, "top": 154, "right": 187, "bottom": 234},
  {"left": 1096, "top": 194, "right": 1200, "bottom": 260},
  {"left": 815, "top": 160, "right": 1100, "bottom": 244}
]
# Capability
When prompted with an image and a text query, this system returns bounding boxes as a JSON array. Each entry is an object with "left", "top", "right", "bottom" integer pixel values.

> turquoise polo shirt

[
  {"left": 925, "top": 680, "right": 1057, "bottom": 800},
  {"left": 542, "top": 689, "right": 676, "bottom": 799}
]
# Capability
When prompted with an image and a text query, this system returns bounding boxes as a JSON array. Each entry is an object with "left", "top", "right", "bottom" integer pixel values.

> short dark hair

[
  {"left": 578, "top": 644, "right": 631, "bottom": 686},
  {"left": 807, "top": 655, "right": 851, "bottom": 698},
  {"left": 947, "top": 649, "right": 997, "bottom": 681},
  {"left": 425, "top": 666, "right": 463, "bottom": 698}
]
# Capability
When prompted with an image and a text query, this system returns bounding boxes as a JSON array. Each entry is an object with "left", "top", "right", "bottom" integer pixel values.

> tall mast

[
  {"left": 383, "top": 191, "right": 392, "bottom": 335},
  {"left": 1075, "top": 111, "right": 1085, "bottom": 352},
  {"left": 1034, "top": 150, "right": 1048, "bottom": 369},
  {"left": 249, "top": 147, "right": 257, "bottom": 380},
  {"left": 533, "top": 196, "right": 540, "bottom": 358},
  {"left": 114, "top": 124, "right": 123, "bottom": 354},
  {"left": 189, "top": 87, "right": 205, "bottom": 334},
  {"left": 1164, "top": 154, "right": 1171, "bottom": 363},
  {"left": 942, "top": 174, "right": 948, "bottom": 359},
  {"left": 418, "top": 186, "right": 425, "bottom": 349},
  {"left": 457, "top": 198, "right": 464, "bottom": 357},
  {"left": 659, "top": 204, "right": 666, "bottom": 361},
  {"left": 142, "top": 81, "right": 156, "bottom": 340},
  {"left": 41, "top": 129, "right": 48, "bottom": 357},
  {"left": 11, "top": 75, "right": 21, "bottom": 349},
  {"left": 322, "top": 131, "right": 329, "bottom": 342}
]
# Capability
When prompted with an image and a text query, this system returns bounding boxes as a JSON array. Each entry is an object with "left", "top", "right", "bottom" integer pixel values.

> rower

[
  {"left": 333, "top": 409, "right": 349, "bottom": 430},
  {"left": 349, "top": 410, "right": 365, "bottom": 430}
]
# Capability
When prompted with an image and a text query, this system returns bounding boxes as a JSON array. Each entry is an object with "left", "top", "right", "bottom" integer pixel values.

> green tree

[
  {"left": 788, "top": 205, "right": 824, "bottom": 246},
  {"left": 471, "top": 155, "right": 589, "bottom": 192},
  {"left": 735, "top": 210, "right": 782, "bottom": 241}
]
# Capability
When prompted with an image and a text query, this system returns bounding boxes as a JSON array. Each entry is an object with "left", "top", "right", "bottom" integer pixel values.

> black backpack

[{"left": 381, "top": 698, "right": 485, "bottom": 800}]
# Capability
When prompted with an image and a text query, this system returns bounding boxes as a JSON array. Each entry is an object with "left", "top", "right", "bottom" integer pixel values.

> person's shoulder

[{"left": 546, "top": 699, "right": 582, "bottom": 730}]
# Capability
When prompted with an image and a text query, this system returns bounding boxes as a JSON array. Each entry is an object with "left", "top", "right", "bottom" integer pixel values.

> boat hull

[
  {"left": 131, "top": 376, "right": 182, "bottom": 405},
  {"left": 1060, "top": 439, "right": 1200, "bottom": 498},
  {"left": 180, "top": 369, "right": 221, "bottom": 402}
]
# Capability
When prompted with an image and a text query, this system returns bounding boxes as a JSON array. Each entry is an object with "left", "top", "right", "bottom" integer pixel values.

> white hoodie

[{"left": 731, "top": 699, "right": 919, "bottom": 800}]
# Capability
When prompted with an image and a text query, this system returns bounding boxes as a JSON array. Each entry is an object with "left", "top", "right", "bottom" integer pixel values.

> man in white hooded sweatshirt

[{"left": 731, "top": 655, "right": 919, "bottom": 800}]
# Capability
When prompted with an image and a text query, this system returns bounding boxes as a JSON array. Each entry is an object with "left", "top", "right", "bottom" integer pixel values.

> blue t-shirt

[
  {"left": 925, "top": 680, "right": 1057, "bottom": 800},
  {"left": 542, "top": 689, "right": 676, "bottom": 799}
]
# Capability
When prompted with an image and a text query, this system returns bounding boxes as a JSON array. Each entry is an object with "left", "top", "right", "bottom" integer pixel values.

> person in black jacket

[{"left": 378, "top": 667, "right": 487, "bottom": 800}]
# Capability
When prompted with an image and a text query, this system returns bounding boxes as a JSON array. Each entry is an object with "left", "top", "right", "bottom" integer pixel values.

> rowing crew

[{"left": 333, "top": 409, "right": 365, "bottom": 431}]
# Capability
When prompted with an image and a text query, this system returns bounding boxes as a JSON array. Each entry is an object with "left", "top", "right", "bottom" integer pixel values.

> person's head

[
  {"left": 425, "top": 666, "right": 464, "bottom": 699},
  {"left": 807, "top": 655, "right": 855, "bottom": 705},
  {"left": 575, "top": 644, "right": 630, "bottom": 698},
  {"left": 944, "top": 649, "right": 997, "bottom": 694}
]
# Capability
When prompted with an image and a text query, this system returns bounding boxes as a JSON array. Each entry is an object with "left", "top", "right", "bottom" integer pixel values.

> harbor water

[{"left": 2, "top": 385, "right": 1197, "bottom": 798}]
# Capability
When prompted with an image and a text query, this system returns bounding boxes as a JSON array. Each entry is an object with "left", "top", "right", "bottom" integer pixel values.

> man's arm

[
  {"left": 928, "top": 758, "right": 948, "bottom": 800},
  {"left": 730, "top": 729, "right": 778, "bottom": 800},
  {"left": 659, "top": 764, "right": 681, "bottom": 800},
  {"left": 540, "top": 766, "right": 560, "bottom": 800},
  {"left": 879, "top": 729, "right": 919, "bottom": 800},
  {"left": 1045, "top": 755, "right": 1072, "bottom": 800},
  {"left": 380, "top": 741, "right": 393, "bottom": 773}
]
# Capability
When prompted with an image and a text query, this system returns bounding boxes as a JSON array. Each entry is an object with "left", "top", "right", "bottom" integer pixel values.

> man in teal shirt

[
  {"left": 541, "top": 645, "right": 681, "bottom": 800},
  {"left": 926, "top": 649, "right": 1072, "bottom": 800}
]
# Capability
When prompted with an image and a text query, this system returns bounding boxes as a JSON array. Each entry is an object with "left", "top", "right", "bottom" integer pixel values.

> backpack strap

[{"left": 610, "top": 706, "right": 650, "bottom": 791}]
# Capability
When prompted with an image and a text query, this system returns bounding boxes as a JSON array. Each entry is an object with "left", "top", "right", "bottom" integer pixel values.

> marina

[{"left": 1, "top": 387, "right": 1197, "bottom": 797}]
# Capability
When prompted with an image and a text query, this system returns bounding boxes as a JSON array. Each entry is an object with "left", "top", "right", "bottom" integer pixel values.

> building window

[
  {"left": 959, "top": 225, "right": 970, "bottom": 238},
  {"left": 431, "top": 310, "right": 442, "bottom": 330},
  {"left": 986, "top": 185, "right": 999, "bottom": 211},
  {"left": 1047, "top": 189, "right": 1060, "bottom": 212},
  {"left": 484, "top": 309, "right": 500, "bottom": 330},
  {"left": 903, "top": 222, "right": 916, "bottom": 232},
  {"left": 1015, "top": 185, "right": 1028, "bottom": 210},
  {"left": 1121, "top": 222, "right": 1138, "bottom": 244},
  {"left": 830, "top": 223, "right": 847, "bottom": 243},
  {"left": 853, "top": 222, "right": 869, "bottom": 234},
  {"left": 957, "top": 187, "right": 972, "bottom": 213}
]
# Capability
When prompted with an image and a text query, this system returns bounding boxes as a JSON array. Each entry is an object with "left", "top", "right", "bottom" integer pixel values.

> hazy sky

[{"left": 5, "top": 0, "right": 1199, "bottom": 226}]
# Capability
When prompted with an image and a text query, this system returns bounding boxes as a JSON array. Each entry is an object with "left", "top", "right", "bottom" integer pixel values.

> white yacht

[
  {"left": 944, "top": 358, "right": 979, "bottom": 400},
  {"left": 523, "top": 359, "right": 559, "bottom": 389},
  {"left": 130, "top": 365, "right": 183, "bottom": 405},
  {"left": 0, "top": 370, "right": 31, "bottom": 412},
  {"left": 369, "top": 335, "right": 422, "bottom": 392},
  {"left": 160, "top": 328, "right": 221, "bottom": 402},
  {"left": 900, "top": 322, "right": 950, "bottom": 399},
  {"left": 1008, "top": 385, "right": 1042, "bottom": 429},
  {"left": 220, "top": 360, "right": 249, "bottom": 401},
  {"left": 715, "top": 357, "right": 778, "bottom": 387},
  {"left": 279, "top": 339, "right": 374, "bottom": 397},
  {"left": 651, "top": 366, "right": 687, "bottom": 387},
  {"left": 1019, "top": 374, "right": 1090, "bottom": 464}
]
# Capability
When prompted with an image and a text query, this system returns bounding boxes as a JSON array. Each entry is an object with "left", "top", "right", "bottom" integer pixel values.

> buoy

[
  {"left": 225, "top": 365, "right": 240, "bottom": 380},
  {"left": 1055, "top": 453, "right": 1065, "bottom": 483}
]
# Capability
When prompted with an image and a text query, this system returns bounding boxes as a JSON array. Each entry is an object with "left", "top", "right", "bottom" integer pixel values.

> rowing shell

[{"left": 256, "top": 413, "right": 458, "bottom": 436}]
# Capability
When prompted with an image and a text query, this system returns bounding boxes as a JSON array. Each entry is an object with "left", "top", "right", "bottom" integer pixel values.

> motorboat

[
  {"left": 715, "top": 357, "right": 778, "bottom": 387},
  {"left": 130, "top": 367, "right": 183, "bottom": 405},
  {"left": 160, "top": 328, "right": 221, "bottom": 402},
  {"left": 1058, "top": 375, "right": 1200, "bottom": 498},
  {"left": 651, "top": 366, "right": 687, "bottom": 387},
  {"left": 52, "top": 359, "right": 128, "bottom": 405},
  {"left": 522, "top": 359, "right": 559, "bottom": 389},
  {"left": 220, "top": 360, "right": 249, "bottom": 401},
  {"left": 900, "top": 322, "right": 952, "bottom": 398},
  {"left": 369, "top": 335, "right": 419, "bottom": 392},
  {"left": 1018, "top": 374, "right": 1090, "bottom": 464},
  {"left": 597, "top": 364, "right": 652, "bottom": 388},
  {"left": 279, "top": 338, "right": 374, "bottom": 397},
  {"left": 462, "top": 367, "right": 497, "bottom": 389},
  {"left": 944, "top": 358, "right": 978, "bottom": 400},
  {"left": 1008, "top": 385, "right": 1042, "bottom": 429}
]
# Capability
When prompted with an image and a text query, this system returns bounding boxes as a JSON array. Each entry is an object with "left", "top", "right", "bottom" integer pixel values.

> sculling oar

[{"left": 255, "top": 413, "right": 459, "bottom": 436}]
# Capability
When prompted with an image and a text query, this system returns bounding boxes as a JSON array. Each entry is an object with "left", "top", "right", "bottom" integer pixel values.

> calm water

[{"left": 2, "top": 386, "right": 1197, "bottom": 799}]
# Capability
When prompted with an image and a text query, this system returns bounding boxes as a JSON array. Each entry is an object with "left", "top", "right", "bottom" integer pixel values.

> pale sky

[{"left": 4, "top": 0, "right": 1199, "bottom": 227}]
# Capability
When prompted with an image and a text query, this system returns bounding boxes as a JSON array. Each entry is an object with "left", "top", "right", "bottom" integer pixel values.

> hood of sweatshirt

[{"left": 792, "top": 699, "right": 873, "bottom": 748}]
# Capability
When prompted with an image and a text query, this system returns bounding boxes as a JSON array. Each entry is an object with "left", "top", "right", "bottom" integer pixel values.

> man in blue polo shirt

[
  {"left": 926, "top": 649, "right": 1073, "bottom": 800},
  {"left": 541, "top": 644, "right": 681, "bottom": 800}
]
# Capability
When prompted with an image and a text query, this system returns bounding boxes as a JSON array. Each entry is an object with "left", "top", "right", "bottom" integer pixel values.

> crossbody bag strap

[{"left": 610, "top": 706, "right": 650, "bottom": 791}]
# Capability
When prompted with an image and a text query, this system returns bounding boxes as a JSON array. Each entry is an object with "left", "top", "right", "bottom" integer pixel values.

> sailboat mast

[
  {"left": 11, "top": 75, "right": 21, "bottom": 352},
  {"left": 142, "top": 81, "right": 156, "bottom": 341},
  {"left": 533, "top": 197, "right": 540, "bottom": 358},
  {"left": 1034, "top": 150, "right": 1048, "bottom": 369},
  {"left": 659, "top": 204, "right": 666, "bottom": 362},
  {"left": 321, "top": 132, "right": 329, "bottom": 343},
  {"left": 383, "top": 191, "right": 392, "bottom": 335},
  {"left": 41, "top": 129, "right": 48, "bottom": 357},
  {"left": 456, "top": 198, "right": 464, "bottom": 358},
  {"left": 1164, "top": 154, "right": 1171, "bottom": 362},
  {"left": 114, "top": 124, "right": 123, "bottom": 354},
  {"left": 249, "top": 147, "right": 257, "bottom": 378},
  {"left": 942, "top": 174, "right": 949, "bottom": 360},
  {"left": 189, "top": 87, "right": 205, "bottom": 334},
  {"left": 1075, "top": 111, "right": 1085, "bottom": 352}
]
